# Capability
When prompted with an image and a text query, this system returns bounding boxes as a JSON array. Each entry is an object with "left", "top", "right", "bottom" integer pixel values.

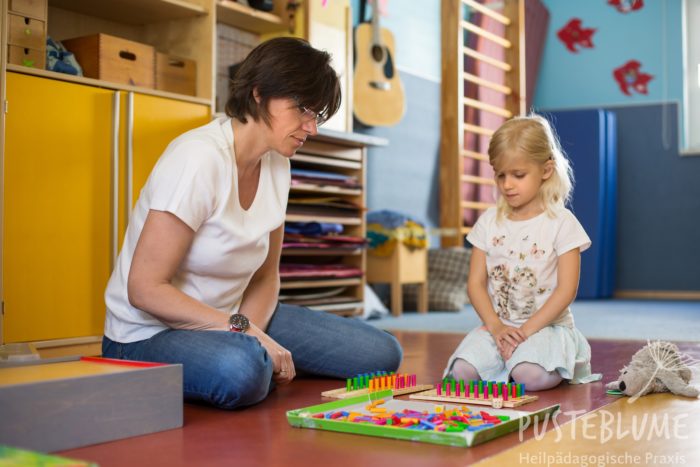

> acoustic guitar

[{"left": 353, "top": 0, "right": 405, "bottom": 126}]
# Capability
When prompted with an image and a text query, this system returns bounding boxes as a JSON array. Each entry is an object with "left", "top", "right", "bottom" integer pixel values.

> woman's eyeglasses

[{"left": 297, "top": 105, "right": 326, "bottom": 126}]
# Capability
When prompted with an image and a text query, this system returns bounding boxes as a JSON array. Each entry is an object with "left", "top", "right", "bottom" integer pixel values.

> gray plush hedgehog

[{"left": 606, "top": 341, "right": 699, "bottom": 400}]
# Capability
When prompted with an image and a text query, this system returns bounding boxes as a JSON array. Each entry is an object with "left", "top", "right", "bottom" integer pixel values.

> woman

[{"left": 102, "top": 37, "right": 402, "bottom": 409}]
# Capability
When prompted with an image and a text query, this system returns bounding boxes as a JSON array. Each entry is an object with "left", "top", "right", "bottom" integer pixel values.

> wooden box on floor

[
  {"left": 155, "top": 52, "right": 197, "bottom": 96},
  {"left": 0, "top": 356, "right": 182, "bottom": 453},
  {"left": 62, "top": 33, "right": 155, "bottom": 88},
  {"left": 367, "top": 243, "right": 428, "bottom": 316}
]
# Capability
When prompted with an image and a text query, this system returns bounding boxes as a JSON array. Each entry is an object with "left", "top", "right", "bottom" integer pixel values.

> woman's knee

[
  {"left": 189, "top": 341, "right": 273, "bottom": 410},
  {"left": 368, "top": 331, "right": 403, "bottom": 373}
]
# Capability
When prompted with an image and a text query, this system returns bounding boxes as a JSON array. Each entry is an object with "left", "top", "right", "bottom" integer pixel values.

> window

[{"left": 682, "top": 0, "right": 700, "bottom": 154}]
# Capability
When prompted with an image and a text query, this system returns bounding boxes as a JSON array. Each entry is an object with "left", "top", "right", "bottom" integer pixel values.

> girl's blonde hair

[{"left": 487, "top": 114, "right": 573, "bottom": 220}]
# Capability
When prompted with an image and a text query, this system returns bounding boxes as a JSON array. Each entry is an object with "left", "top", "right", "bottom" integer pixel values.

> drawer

[
  {"left": 9, "top": 0, "right": 47, "bottom": 19},
  {"left": 8, "top": 13, "right": 46, "bottom": 50},
  {"left": 8, "top": 45, "right": 46, "bottom": 69}
]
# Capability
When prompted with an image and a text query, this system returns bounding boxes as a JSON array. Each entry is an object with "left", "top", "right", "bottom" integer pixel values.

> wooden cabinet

[{"left": 1, "top": 72, "right": 210, "bottom": 344}]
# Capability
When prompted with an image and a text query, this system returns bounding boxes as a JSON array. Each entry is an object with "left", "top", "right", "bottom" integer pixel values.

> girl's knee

[
  {"left": 510, "top": 362, "right": 562, "bottom": 391},
  {"left": 450, "top": 359, "right": 480, "bottom": 381}
]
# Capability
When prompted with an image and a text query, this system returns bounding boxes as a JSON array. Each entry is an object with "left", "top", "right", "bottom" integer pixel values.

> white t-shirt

[
  {"left": 467, "top": 207, "right": 591, "bottom": 327},
  {"left": 105, "top": 117, "right": 290, "bottom": 343}
]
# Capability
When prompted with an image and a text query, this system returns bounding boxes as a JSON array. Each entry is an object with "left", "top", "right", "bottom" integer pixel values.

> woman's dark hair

[{"left": 225, "top": 37, "right": 341, "bottom": 125}]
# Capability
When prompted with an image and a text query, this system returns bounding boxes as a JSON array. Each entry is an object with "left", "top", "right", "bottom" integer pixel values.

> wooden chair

[{"left": 367, "top": 244, "right": 428, "bottom": 317}]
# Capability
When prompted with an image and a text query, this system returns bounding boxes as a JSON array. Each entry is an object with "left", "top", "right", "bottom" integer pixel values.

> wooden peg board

[
  {"left": 322, "top": 384, "right": 434, "bottom": 400},
  {"left": 409, "top": 388, "right": 538, "bottom": 408}
]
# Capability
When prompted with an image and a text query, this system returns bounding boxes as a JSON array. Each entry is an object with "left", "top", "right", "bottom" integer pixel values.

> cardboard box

[
  {"left": 155, "top": 52, "right": 197, "bottom": 96},
  {"left": 62, "top": 33, "right": 155, "bottom": 88},
  {"left": 0, "top": 356, "right": 182, "bottom": 452}
]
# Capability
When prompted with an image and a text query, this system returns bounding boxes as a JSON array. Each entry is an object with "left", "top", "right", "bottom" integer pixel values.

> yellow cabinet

[
  {"left": 2, "top": 72, "right": 210, "bottom": 344},
  {"left": 118, "top": 92, "right": 212, "bottom": 245},
  {"left": 3, "top": 73, "right": 113, "bottom": 343}
]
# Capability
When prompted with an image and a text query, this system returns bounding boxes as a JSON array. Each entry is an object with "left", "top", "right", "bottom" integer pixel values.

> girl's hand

[
  {"left": 499, "top": 342, "right": 516, "bottom": 360},
  {"left": 248, "top": 324, "right": 296, "bottom": 385},
  {"left": 490, "top": 324, "right": 526, "bottom": 354},
  {"left": 492, "top": 324, "right": 526, "bottom": 348}
]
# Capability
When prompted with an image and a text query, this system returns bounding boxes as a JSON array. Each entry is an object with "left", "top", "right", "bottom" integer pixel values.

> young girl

[{"left": 444, "top": 115, "right": 601, "bottom": 390}]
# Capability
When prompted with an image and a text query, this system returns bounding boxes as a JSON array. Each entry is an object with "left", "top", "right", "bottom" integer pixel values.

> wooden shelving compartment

[
  {"left": 281, "top": 135, "right": 368, "bottom": 317},
  {"left": 216, "top": 0, "right": 286, "bottom": 34},
  {"left": 49, "top": 0, "right": 207, "bottom": 24},
  {"left": 28, "top": 0, "right": 215, "bottom": 102}
]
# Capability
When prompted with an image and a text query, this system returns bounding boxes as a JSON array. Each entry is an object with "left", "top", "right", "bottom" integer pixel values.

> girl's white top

[{"left": 467, "top": 207, "right": 591, "bottom": 328}]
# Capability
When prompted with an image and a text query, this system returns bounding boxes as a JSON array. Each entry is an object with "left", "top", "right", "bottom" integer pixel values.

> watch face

[{"left": 229, "top": 313, "right": 250, "bottom": 333}]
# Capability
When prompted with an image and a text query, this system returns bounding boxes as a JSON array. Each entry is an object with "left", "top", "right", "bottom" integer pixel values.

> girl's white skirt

[{"left": 443, "top": 324, "right": 601, "bottom": 384}]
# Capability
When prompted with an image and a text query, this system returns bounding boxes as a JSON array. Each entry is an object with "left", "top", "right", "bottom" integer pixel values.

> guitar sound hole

[
  {"left": 384, "top": 51, "right": 395, "bottom": 79},
  {"left": 371, "top": 45, "right": 385, "bottom": 63}
]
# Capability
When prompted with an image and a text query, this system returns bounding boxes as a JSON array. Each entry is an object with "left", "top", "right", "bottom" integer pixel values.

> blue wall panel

[
  {"left": 604, "top": 103, "right": 700, "bottom": 291},
  {"left": 544, "top": 110, "right": 617, "bottom": 298}
]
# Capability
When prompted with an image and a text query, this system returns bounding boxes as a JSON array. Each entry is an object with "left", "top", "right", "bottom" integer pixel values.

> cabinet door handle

[
  {"left": 111, "top": 91, "right": 121, "bottom": 266},
  {"left": 126, "top": 92, "right": 134, "bottom": 220}
]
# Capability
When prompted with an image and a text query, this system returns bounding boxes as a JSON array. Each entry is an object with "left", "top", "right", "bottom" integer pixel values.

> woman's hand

[{"left": 248, "top": 324, "right": 296, "bottom": 385}]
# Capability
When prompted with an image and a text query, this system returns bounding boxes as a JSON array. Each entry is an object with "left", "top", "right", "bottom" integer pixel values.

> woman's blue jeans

[{"left": 102, "top": 303, "right": 402, "bottom": 410}]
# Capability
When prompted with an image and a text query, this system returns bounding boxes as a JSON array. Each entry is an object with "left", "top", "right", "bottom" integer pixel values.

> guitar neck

[{"left": 371, "top": 0, "right": 381, "bottom": 45}]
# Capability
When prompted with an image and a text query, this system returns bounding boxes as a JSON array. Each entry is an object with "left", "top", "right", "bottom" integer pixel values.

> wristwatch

[{"left": 228, "top": 313, "right": 250, "bottom": 333}]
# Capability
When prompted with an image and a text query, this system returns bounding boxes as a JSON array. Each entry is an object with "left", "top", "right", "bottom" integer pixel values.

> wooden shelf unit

[
  {"left": 12, "top": 0, "right": 217, "bottom": 102},
  {"left": 49, "top": 0, "right": 207, "bottom": 24},
  {"left": 216, "top": 0, "right": 286, "bottom": 33},
  {"left": 3, "top": 0, "right": 299, "bottom": 106},
  {"left": 280, "top": 130, "right": 386, "bottom": 317}
]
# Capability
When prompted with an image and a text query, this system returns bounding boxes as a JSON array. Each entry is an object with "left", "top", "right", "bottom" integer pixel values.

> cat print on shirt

[
  {"left": 507, "top": 266, "right": 537, "bottom": 318},
  {"left": 488, "top": 264, "right": 510, "bottom": 319},
  {"left": 488, "top": 263, "right": 538, "bottom": 320},
  {"left": 488, "top": 231, "right": 547, "bottom": 319}
]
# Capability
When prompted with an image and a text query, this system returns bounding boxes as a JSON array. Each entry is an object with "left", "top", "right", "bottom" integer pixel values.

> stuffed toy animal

[{"left": 606, "top": 341, "right": 699, "bottom": 400}]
